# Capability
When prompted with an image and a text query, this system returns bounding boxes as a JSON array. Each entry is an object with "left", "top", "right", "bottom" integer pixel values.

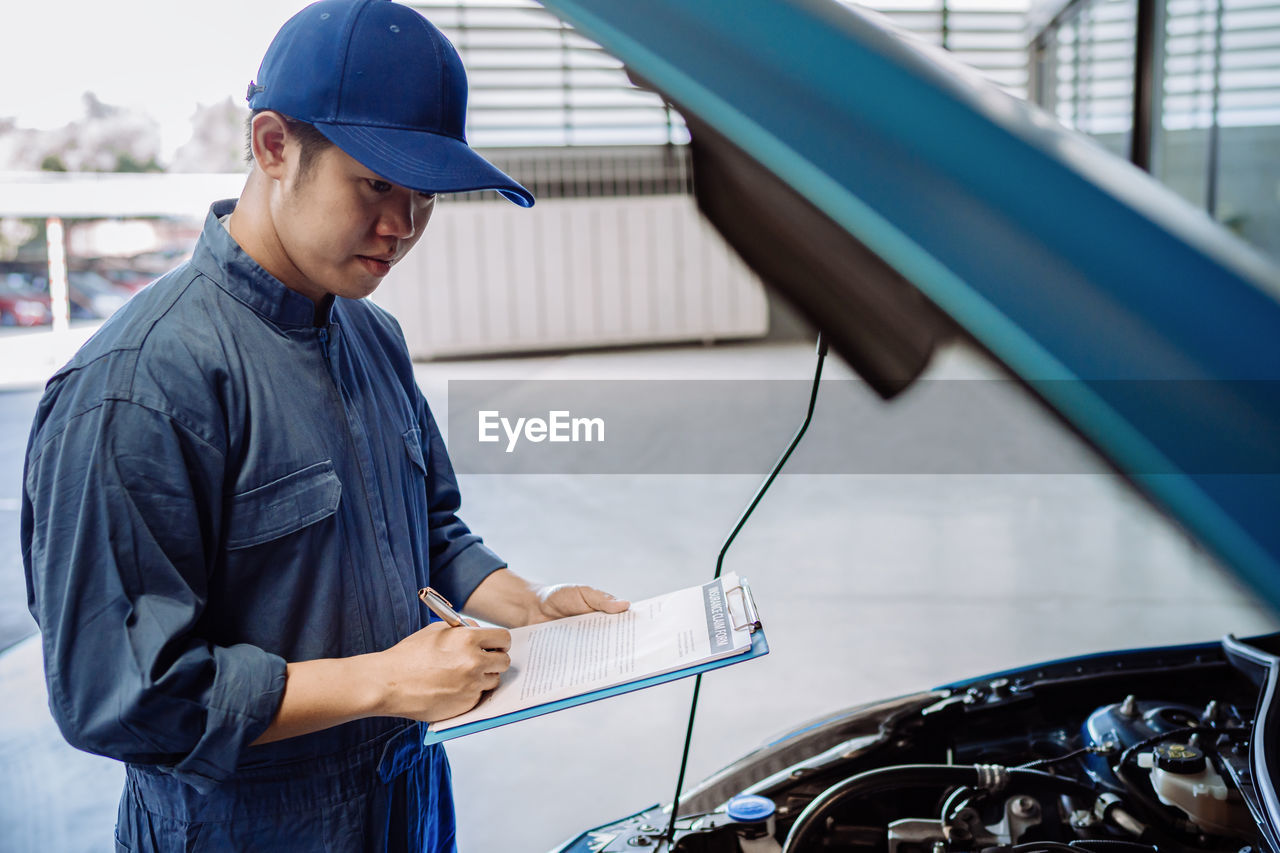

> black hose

[
  {"left": 1010, "top": 843, "right": 1085, "bottom": 853},
  {"left": 1113, "top": 761, "right": 1195, "bottom": 835},
  {"left": 967, "top": 838, "right": 1162, "bottom": 853},
  {"left": 941, "top": 784, "right": 976, "bottom": 824},
  {"left": 1115, "top": 728, "right": 1201, "bottom": 776},
  {"left": 781, "top": 765, "right": 1100, "bottom": 853},
  {"left": 1018, "top": 745, "right": 1113, "bottom": 771},
  {"left": 1068, "top": 841, "right": 1160, "bottom": 853}
]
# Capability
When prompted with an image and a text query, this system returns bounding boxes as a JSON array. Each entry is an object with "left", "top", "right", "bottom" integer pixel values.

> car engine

[{"left": 564, "top": 635, "right": 1280, "bottom": 853}]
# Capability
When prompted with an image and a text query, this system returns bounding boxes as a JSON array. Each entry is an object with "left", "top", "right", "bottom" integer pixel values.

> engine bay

[{"left": 565, "top": 635, "right": 1280, "bottom": 853}]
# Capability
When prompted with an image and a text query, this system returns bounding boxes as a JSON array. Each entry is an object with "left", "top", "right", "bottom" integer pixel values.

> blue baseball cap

[{"left": 247, "top": 0, "right": 534, "bottom": 207}]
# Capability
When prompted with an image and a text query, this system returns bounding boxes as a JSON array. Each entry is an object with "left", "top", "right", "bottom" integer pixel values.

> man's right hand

[
  {"left": 251, "top": 621, "right": 511, "bottom": 745},
  {"left": 371, "top": 621, "right": 512, "bottom": 722}
]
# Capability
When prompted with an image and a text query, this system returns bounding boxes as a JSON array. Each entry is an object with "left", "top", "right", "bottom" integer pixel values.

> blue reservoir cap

[{"left": 727, "top": 794, "right": 776, "bottom": 823}]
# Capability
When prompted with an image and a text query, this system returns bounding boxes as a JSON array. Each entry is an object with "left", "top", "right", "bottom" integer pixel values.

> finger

[
  {"left": 469, "top": 626, "right": 512, "bottom": 652},
  {"left": 482, "top": 650, "right": 511, "bottom": 674},
  {"left": 581, "top": 587, "right": 630, "bottom": 613}
]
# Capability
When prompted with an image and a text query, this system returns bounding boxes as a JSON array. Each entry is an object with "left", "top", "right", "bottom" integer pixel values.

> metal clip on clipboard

[{"left": 726, "top": 578, "right": 761, "bottom": 633}]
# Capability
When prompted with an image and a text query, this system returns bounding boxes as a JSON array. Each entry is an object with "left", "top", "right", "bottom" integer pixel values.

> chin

[{"left": 333, "top": 279, "right": 384, "bottom": 302}]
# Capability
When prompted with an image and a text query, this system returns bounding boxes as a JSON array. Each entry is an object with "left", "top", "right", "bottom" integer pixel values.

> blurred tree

[
  {"left": 169, "top": 97, "right": 250, "bottom": 173},
  {"left": 0, "top": 92, "right": 162, "bottom": 173},
  {"left": 113, "top": 152, "right": 163, "bottom": 173},
  {"left": 0, "top": 219, "right": 39, "bottom": 262}
]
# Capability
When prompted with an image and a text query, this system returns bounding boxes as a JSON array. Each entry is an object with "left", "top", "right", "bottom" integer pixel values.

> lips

[{"left": 356, "top": 254, "right": 396, "bottom": 276}]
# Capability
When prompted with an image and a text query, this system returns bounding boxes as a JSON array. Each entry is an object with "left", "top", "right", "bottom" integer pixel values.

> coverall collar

[{"left": 196, "top": 199, "right": 335, "bottom": 328}]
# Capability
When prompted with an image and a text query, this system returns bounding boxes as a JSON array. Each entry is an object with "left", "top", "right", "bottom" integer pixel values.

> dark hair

[{"left": 244, "top": 110, "right": 335, "bottom": 182}]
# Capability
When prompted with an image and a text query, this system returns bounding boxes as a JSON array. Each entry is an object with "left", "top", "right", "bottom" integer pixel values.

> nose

[{"left": 376, "top": 191, "right": 417, "bottom": 240}]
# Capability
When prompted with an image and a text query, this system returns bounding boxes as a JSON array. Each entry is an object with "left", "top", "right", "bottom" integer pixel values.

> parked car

[
  {"left": 93, "top": 264, "right": 155, "bottom": 295},
  {"left": 537, "top": 1, "right": 1280, "bottom": 851},
  {"left": 66, "top": 270, "right": 134, "bottom": 319},
  {"left": 0, "top": 273, "right": 53, "bottom": 327}
]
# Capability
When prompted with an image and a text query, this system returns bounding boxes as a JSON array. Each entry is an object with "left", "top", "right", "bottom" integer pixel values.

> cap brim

[{"left": 314, "top": 122, "right": 534, "bottom": 207}]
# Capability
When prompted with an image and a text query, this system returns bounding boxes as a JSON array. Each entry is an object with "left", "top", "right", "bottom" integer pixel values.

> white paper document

[{"left": 428, "top": 572, "right": 755, "bottom": 733}]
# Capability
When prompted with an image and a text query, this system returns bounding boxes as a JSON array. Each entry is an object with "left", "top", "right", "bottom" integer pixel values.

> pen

[{"left": 418, "top": 587, "right": 466, "bottom": 627}]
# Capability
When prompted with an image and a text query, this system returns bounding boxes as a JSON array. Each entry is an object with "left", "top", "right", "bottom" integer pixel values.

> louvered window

[
  {"left": 411, "top": 0, "right": 1032, "bottom": 153},
  {"left": 1033, "top": 0, "right": 1280, "bottom": 260}
]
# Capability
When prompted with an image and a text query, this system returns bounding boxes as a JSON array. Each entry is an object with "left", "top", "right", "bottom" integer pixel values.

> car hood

[{"left": 538, "top": 0, "right": 1280, "bottom": 610}]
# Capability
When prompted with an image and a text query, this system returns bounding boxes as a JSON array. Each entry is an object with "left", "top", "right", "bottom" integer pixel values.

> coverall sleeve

[
  {"left": 21, "top": 397, "right": 287, "bottom": 793},
  {"left": 415, "top": 392, "right": 507, "bottom": 609}
]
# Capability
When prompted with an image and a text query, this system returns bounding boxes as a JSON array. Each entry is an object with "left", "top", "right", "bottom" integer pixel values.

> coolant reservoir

[
  {"left": 727, "top": 795, "right": 783, "bottom": 853},
  {"left": 1137, "top": 743, "right": 1251, "bottom": 835}
]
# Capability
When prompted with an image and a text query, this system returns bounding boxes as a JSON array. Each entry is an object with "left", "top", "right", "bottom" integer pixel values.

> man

[{"left": 19, "top": 1, "right": 627, "bottom": 849}]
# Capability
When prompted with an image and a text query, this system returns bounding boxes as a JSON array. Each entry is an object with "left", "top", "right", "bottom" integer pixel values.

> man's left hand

[
  {"left": 528, "top": 584, "right": 630, "bottom": 623},
  {"left": 461, "top": 568, "right": 630, "bottom": 628}
]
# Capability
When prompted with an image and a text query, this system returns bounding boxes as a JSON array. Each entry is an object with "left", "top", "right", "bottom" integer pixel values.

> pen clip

[{"left": 726, "top": 580, "right": 760, "bottom": 633}]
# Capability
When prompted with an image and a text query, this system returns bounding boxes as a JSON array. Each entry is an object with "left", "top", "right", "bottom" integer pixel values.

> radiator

[{"left": 373, "top": 194, "right": 769, "bottom": 359}]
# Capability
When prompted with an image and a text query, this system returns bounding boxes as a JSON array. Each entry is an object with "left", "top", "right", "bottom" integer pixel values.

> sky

[{"left": 0, "top": 0, "right": 310, "bottom": 159}]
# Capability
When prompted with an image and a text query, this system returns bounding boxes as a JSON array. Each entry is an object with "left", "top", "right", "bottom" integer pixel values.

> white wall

[{"left": 375, "top": 194, "right": 770, "bottom": 359}]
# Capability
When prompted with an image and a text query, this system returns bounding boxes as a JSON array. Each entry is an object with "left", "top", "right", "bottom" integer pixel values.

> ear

[{"left": 249, "top": 111, "right": 292, "bottom": 181}]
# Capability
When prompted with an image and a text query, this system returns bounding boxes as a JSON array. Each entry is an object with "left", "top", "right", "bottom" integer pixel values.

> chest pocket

[{"left": 225, "top": 460, "right": 342, "bottom": 550}]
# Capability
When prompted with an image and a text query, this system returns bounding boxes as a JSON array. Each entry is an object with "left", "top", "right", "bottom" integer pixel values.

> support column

[
  {"left": 1131, "top": 0, "right": 1166, "bottom": 171},
  {"left": 46, "top": 216, "right": 69, "bottom": 335}
]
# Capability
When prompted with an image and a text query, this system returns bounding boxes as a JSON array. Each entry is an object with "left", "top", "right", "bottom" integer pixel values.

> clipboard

[{"left": 422, "top": 579, "right": 768, "bottom": 745}]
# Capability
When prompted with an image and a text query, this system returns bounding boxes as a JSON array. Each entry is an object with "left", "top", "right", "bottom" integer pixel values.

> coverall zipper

[{"left": 316, "top": 322, "right": 412, "bottom": 643}]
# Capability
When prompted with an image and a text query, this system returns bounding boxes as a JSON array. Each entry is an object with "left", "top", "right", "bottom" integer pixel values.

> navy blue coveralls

[{"left": 20, "top": 200, "right": 506, "bottom": 851}]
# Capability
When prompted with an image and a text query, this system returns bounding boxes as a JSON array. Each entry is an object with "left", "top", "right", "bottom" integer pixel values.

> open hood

[{"left": 538, "top": 0, "right": 1280, "bottom": 611}]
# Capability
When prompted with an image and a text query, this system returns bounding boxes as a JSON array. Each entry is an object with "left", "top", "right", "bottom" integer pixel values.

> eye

[
  {"left": 417, "top": 192, "right": 437, "bottom": 203},
  {"left": 367, "top": 179, "right": 393, "bottom": 193}
]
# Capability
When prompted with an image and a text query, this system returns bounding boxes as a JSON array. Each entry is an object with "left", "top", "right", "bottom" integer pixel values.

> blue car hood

[{"left": 539, "top": 0, "right": 1280, "bottom": 609}]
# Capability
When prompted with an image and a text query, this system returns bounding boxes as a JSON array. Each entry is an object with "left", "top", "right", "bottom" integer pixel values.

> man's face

[{"left": 272, "top": 143, "right": 436, "bottom": 304}]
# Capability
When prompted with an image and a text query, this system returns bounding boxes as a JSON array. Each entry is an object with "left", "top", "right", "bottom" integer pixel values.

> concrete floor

[{"left": 2, "top": 339, "right": 1276, "bottom": 851}]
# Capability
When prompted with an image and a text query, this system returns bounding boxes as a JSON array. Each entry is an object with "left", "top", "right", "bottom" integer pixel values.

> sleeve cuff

[
  {"left": 166, "top": 644, "right": 287, "bottom": 793},
  {"left": 434, "top": 541, "right": 507, "bottom": 611}
]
